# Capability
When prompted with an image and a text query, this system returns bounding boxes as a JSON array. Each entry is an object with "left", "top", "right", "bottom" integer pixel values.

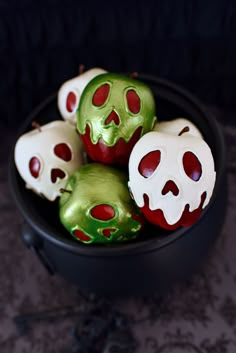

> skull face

[
  {"left": 77, "top": 73, "right": 156, "bottom": 165},
  {"left": 14, "top": 121, "right": 84, "bottom": 201},
  {"left": 59, "top": 164, "right": 144, "bottom": 244},
  {"left": 57, "top": 68, "right": 107, "bottom": 124},
  {"left": 128, "top": 131, "right": 216, "bottom": 230}
]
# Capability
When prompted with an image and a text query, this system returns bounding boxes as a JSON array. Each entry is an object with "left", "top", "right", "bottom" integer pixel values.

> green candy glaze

[
  {"left": 59, "top": 163, "right": 143, "bottom": 244},
  {"left": 77, "top": 73, "right": 156, "bottom": 146}
]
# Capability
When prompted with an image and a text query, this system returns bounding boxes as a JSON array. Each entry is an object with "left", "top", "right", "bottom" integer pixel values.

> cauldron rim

[{"left": 9, "top": 74, "right": 226, "bottom": 258}]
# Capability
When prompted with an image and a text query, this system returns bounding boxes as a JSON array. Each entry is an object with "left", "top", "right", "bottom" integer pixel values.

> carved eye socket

[
  {"left": 183, "top": 151, "right": 202, "bottom": 181},
  {"left": 54, "top": 143, "right": 72, "bottom": 161},
  {"left": 90, "top": 204, "right": 115, "bottom": 221},
  {"left": 29, "top": 157, "right": 41, "bottom": 178},
  {"left": 66, "top": 91, "right": 77, "bottom": 113},
  {"left": 92, "top": 84, "right": 110, "bottom": 106},
  {"left": 126, "top": 89, "right": 141, "bottom": 114},
  {"left": 138, "top": 150, "right": 161, "bottom": 178}
]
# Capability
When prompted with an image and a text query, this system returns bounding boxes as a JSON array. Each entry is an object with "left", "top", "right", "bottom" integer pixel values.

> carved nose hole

[
  {"left": 51, "top": 168, "right": 66, "bottom": 183},
  {"left": 105, "top": 110, "right": 120, "bottom": 126},
  {"left": 162, "top": 180, "right": 179, "bottom": 196}
]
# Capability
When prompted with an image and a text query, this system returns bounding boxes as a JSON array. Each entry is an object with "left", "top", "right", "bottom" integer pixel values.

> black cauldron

[{"left": 9, "top": 74, "right": 227, "bottom": 296}]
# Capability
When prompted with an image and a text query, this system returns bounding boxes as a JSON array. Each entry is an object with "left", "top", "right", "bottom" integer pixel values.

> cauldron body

[{"left": 9, "top": 75, "right": 227, "bottom": 296}]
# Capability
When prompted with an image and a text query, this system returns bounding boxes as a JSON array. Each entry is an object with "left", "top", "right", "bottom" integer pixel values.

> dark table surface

[{"left": 1, "top": 106, "right": 235, "bottom": 353}]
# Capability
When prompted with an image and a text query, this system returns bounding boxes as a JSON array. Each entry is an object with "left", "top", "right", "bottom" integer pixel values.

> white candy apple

[
  {"left": 153, "top": 117, "right": 203, "bottom": 139},
  {"left": 128, "top": 130, "right": 216, "bottom": 230},
  {"left": 14, "top": 120, "right": 84, "bottom": 201},
  {"left": 57, "top": 67, "right": 107, "bottom": 124}
]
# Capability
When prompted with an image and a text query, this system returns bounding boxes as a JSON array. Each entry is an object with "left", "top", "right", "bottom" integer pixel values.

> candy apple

[
  {"left": 77, "top": 73, "right": 157, "bottom": 166},
  {"left": 14, "top": 120, "right": 84, "bottom": 201},
  {"left": 59, "top": 163, "right": 144, "bottom": 244},
  {"left": 128, "top": 131, "right": 216, "bottom": 230}
]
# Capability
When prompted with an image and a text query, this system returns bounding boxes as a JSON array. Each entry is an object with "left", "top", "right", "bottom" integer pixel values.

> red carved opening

[
  {"left": 66, "top": 92, "right": 77, "bottom": 113},
  {"left": 126, "top": 89, "right": 140, "bottom": 114},
  {"left": 138, "top": 150, "right": 161, "bottom": 178},
  {"left": 92, "top": 84, "right": 110, "bottom": 106},
  {"left": 183, "top": 151, "right": 202, "bottom": 181},
  {"left": 102, "top": 228, "right": 116, "bottom": 238},
  {"left": 29, "top": 157, "right": 41, "bottom": 178},
  {"left": 73, "top": 229, "right": 91, "bottom": 242},
  {"left": 105, "top": 110, "right": 120, "bottom": 126},
  {"left": 51, "top": 168, "right": 66, "bottom": 183},
  {"left": 54, "top": 143, "right": 72, "bottom": 161},
  {"left": 162, "top": 180, "right": 179, "bottom": 196},
  {"left": 90, "top": 204, "right": 115, "bottom": 221}
]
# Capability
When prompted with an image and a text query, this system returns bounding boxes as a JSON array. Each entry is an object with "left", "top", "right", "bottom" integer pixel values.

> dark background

[{"left": 1, "top": 0, "right": 236, "bottom": 129}]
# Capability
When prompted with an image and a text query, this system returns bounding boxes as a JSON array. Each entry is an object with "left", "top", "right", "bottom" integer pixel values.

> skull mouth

[
  {"left": 72, "top": 227, "right": 117, "bottom": 243},
  {"left": 142, "top": 191, "right": 207, "bottom": 230},
  {"left": 102, "top": 228, "right": 116, "bottom": 238},
  {"left": 80, "top": 124, "right": 143, "bottom": 165}
]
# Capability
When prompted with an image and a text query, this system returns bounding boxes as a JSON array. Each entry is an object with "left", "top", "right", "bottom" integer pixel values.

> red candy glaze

[
  {"left": 141, "top": 192, "right": 207, "bottom": 230},
  {"left": 54, "top": 143, "right": 72, "bottom": 161},
  {"left": 90, "top": 204, "right": 115, "bottom": 220},
  {"left": 126, "top": 90, "right": 141, "bottom": 114},
  {"left": 92, "top": 84, "right": 110, "bottom": 106},
  {"left": 138, "top": 150, "right": 161, "bottom": 178},
  {"left": 80, "top": 124, "right": 142, "bottom": 166},
  {"left": 29, "top": 157, "right": 41, "bottom": 178},
  {"left": 66, "top": 92, "right": 77, "bottom": 113},
  {"left": 73, "top": 229, "right": 91, "bottom": 242}
]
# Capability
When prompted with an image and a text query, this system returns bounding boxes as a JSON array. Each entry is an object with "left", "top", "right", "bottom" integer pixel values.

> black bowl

[{"left": 9, "top": 74, "right": 227, "bottom": 296}]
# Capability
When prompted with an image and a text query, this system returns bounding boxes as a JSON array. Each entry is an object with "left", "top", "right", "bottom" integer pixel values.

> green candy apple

[
  {"left": 77, "top": 73, "right": 156, "bottom": 166},
  {"left": 59, "top": 163, "right": 144, "bottom": 244}
]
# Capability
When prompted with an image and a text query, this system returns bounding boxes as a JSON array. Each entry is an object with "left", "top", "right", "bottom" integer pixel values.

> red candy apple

[{"left": 128, "top": 130, "right": 216, "bottom": 230}]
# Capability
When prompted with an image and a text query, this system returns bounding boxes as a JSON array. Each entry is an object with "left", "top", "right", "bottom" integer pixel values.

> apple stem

[
  {"left": 130, "top": 71, "right": 138, "bottom": 79},
  {"left": 79, "top": 64, "right": 85, "bottom": 75},
  {"left": 178, "top": 126, "right": 190, "bottom": 136},
  {"left": 32, "top": 121, "right": 42, "bottom": 132},
  {"left": 60, "top": 188, "right": 72, "bottom": 194}
]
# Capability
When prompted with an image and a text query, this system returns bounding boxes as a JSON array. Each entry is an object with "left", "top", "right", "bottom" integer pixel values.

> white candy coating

[
  {"left": 14, "top": 120, "right": 84, "bottom": 201},
  {"left": 128, "top": 131, "right": 216, "bottom": 225},
  {"left": 153, "top": 117, "right": 203, "bottom": 139},
  {"left": 57, "top": 67, "right": 107, "bottom": 123}
]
